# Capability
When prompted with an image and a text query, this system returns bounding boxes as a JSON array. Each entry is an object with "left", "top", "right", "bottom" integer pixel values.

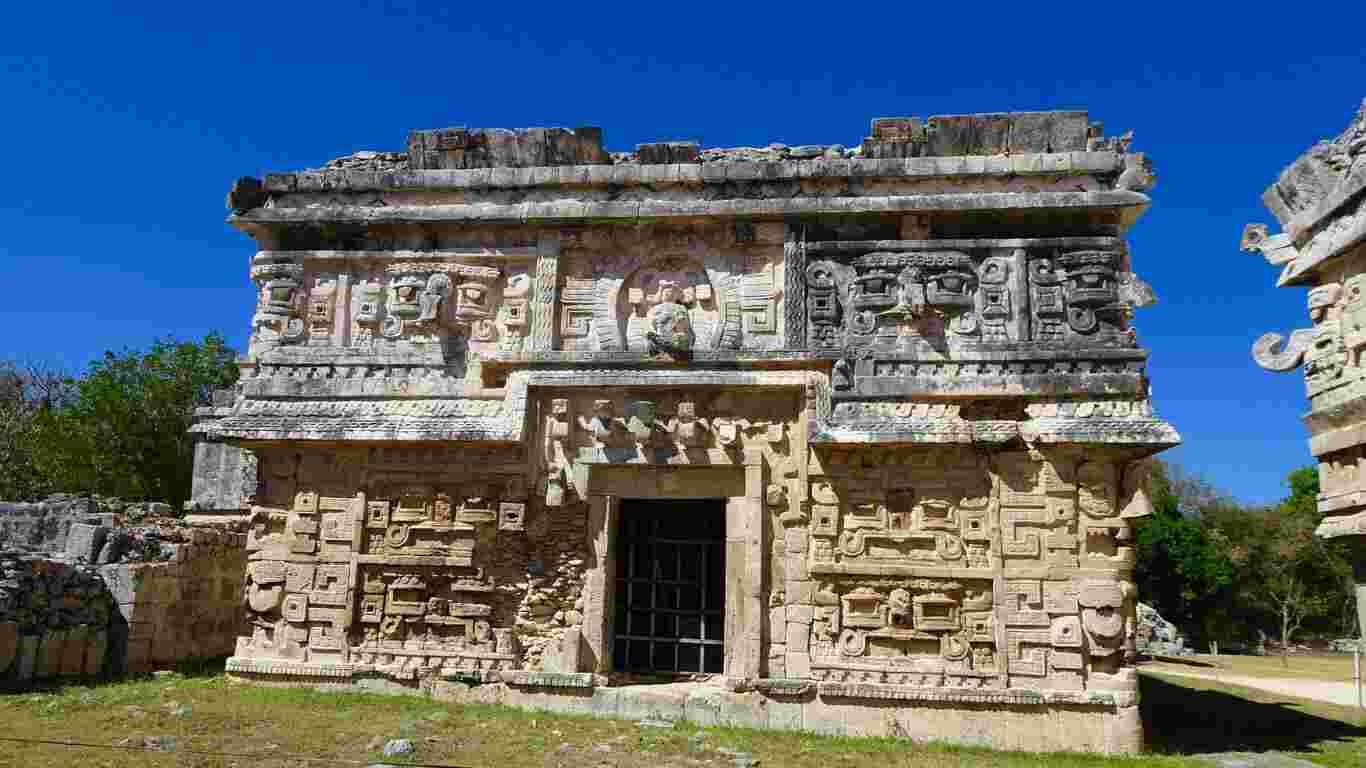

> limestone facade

[
  {"left": 1249, "top": 98, "right": 1366, "bottom": 644},
  {"left": 204, "top": 112, "right": 1177, "bottom": 753}
]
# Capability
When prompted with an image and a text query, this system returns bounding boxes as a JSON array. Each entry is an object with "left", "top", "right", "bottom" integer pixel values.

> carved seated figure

[{"left": 645, "top": 280, "right": 695, "bottom": 355}]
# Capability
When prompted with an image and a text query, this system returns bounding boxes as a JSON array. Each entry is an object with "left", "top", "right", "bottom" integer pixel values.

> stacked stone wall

[{"left": 0, "top": 496, "right": 246, "bottom": 685}]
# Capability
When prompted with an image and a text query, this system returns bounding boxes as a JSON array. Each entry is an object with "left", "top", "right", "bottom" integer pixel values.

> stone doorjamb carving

[{"left": 578, "top": 455, "right": 765, "bottom": 681}]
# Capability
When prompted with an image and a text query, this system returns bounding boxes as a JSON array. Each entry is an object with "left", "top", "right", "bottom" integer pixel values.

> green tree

[
  {"left": 0, "top": 361, "right": 76, "bottom": 500},
  {"left": 1133, "top": 460, "right": 1236, "bottom": 642},
  {"left": 1223, "top": 466, "right": 1356, "bottom": 662},
  {"left": 33, "top": 333, "right": 238, "bottom": 509}
]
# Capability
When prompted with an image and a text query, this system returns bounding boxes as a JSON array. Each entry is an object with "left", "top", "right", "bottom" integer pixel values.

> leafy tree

[
  {"left": 0, "top": 361, "right": 75, "bottom": 500},
  {"left": 1222, "top": 466, "right": 1355, "bottom": 662},
  {"left": 1133, "top": 461, "right": 1236, "bottom": 643},
  {"left": 3, "top": 333, "right": 238, "bottom": 509}
]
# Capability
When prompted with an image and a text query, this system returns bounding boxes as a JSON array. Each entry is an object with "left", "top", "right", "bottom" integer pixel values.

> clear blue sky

[{"left": 2, "top": 1, "right": 1362, "bottom": 504}]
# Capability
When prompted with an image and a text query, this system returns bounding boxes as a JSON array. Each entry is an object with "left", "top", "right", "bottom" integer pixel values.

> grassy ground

[
  {"left": 1144, "top": 652, "right": 1361, "bottom": 682},
  {"left": 0, "top": 666, "right": 1362, "bottom": 768}
]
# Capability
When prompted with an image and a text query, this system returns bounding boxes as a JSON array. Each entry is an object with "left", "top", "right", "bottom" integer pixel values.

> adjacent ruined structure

[
  {"left": 201, "top": 111, "right": 1177, "bottom": 753},
  {"left": 1249, "top": 98, "right": 1366, "bottom": 649}
]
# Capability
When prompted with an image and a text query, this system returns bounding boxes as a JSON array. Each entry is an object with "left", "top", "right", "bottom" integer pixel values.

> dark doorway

[{"left": 613, "top": 499, "right": 725, "bottom": 675}]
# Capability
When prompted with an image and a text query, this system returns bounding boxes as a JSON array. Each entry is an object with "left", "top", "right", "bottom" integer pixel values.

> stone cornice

[
  {"left": 232, "top": 190, "right": 1150, "bottom": 228},
  {"left": 258, "top": 152, "right": 1129, "bottom": 195}
]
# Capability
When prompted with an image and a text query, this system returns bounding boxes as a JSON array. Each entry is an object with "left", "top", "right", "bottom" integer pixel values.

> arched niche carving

[{"left": 603, "top": 254, "right": 742, "bottom": 352}]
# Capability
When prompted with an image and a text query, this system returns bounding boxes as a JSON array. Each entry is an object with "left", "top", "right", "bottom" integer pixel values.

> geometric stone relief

[
  {"left": 214, "top": 111, "right": 1176, "bottom": 754},
  {"left": 802, "top": 244, "right": 1153, "bottom": 357},
  {"left": 233, "top": 448, "right": 531, "bottom": 680},
  {"left": 247, "top": 250, "right": 536, "bottom": 362},
  {"left": 793, "top": 447, "right": 1145, "bottom": 696}
]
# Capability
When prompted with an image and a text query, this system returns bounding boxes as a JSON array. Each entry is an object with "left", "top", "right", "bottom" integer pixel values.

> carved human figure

[
  {"left": 666, "top": 400, "right": 709, "bottom": 448},
  {"left": 645, "top": 280, "right": 695, "bottom": 355},
  {"left": 577, "top": 399, "right": 618, "bottom": 457}
]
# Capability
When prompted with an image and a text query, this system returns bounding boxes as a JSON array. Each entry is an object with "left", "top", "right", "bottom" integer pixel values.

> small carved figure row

[{"left": 542, "top": 396, "right": 790, "bottom": 506}]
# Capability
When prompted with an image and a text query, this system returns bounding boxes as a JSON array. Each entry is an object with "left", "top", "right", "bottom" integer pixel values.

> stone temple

[{"left": 194, "top": 111, "right": 1178, "bottom": 754}]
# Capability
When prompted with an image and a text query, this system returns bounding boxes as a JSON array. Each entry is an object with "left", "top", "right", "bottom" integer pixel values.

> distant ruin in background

[
  {"left": 193, "top": 110, "right": 1176, "bottom": 754},
  {"left": 1249, "top": 98, "right": 1366, "bottom": 652}
]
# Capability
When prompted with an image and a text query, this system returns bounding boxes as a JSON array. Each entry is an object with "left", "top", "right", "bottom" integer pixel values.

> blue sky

[{"left": 2, "top": 2, "right": 1362, "bottom": 504}]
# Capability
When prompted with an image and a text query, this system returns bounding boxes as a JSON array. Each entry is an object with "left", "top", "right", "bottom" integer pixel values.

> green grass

[
  {"left": 0, "top": 666, "right": 1361, "bottom": 767},
  {"left": 1145, "top": 652, "right": 1362, "bottom": 683}
]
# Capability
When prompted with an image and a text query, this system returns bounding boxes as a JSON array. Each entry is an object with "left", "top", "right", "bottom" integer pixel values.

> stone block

[
  {"left": 766, "top": 697, "right": 803, "bottom": 731},
  {"left": 802, "top": 697, "right": 846, "bottom": 736},
  {"left": 636, "top": 142, "right": 699, "bottom": 165},
  {"left": 0, "top": 621, "right": 15, "bottom": 677},
  {"left": 785, "top": 622, "right": 810, "bottom": 653},
  {"left": 125, "top": 638, "right": 152, "bottom": 673},
  {"left": 16, "top": 635, "right": 38, "bottom": 680},
  {"left": 1009, "top": 111, "right": 1089, "bottom": 154},
  {"left": 85, "top": 630, "right": 107, "bottom": 676},
  {"left": 927, "top": 114, "right": 1010, "bottom": 156},
  {"left": 61, "top": 625, "right": 88, "bottom": 676},
  {"left": 125, "top": 619, "right": 156, "bottom": 641},
  {"left": 589, "top": 686, "right": 621, "bottom": 718},
  {"left": 786, "top": 651, "right": 811, "bottom": 679},
  {"left": 684, "top": 686, "right": 723, "bottom": 727},
  {"left": 718, "top": 690, "right": 766, "bottom": 729},
  {"left": 615, "top": 683, "right": 687, "bottom": 722},
  {"left": 768, "top": 606, "right": 786, "bottom": 629},
  {"left": 37, "top": 630, "right": 65, "bottom": 678},
  {"left": 65, "top": 523, "right": 108, "bottom": 562},
  {"left": 785, "top": 580, "right": 815, "bottom": 605}
]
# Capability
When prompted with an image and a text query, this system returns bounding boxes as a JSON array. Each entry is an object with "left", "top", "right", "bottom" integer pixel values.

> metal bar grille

[{"left": 613, "top": 499, "right": 725, "bottom": 674}]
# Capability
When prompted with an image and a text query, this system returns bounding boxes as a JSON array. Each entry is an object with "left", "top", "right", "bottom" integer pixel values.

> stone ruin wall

[
  {"left": 205, "top": 111, "right": 1177, "bottom": 753},
  {"left": 0, "top": 496, "right": 246, "bottom": 684},
  {"left": 1248, "top": 98, "right": 1366, "bottom": 644}
]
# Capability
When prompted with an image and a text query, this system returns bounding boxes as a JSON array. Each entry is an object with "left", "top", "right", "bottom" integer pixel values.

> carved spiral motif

[
  {"left": 385, "top": 524, "right": 411, "bottom": 548},
  {"left": 942, "top": 634, "right": 970, "bottom": 662},
  {"left": 838, "top": 629, "right": 867, "bottom": 657},
  {"left": 1252, "top": 329, "right": 1314, "bottom": 372}
]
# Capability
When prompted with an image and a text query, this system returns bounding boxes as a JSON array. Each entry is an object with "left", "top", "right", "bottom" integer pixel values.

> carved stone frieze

[{"left": 214, "top": 110, "right": 1170, "bottom": 754}]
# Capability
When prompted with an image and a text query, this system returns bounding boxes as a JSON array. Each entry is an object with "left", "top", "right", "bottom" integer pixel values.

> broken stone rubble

[{"left": 0, "top": 494, "right": 247, "bottom": 683}]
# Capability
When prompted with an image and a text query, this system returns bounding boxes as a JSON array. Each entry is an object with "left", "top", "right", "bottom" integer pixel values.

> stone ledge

[
  {"left": 500, "top": 671, "right": 599, "bottom": 688},
  {"left": 259, "top": 152, "right": 1127, "bottom": 195},
  {"left": 814, "top": 680, "right": 1122, "bottom": 707},
  {"left": 234, "top": 190, "right": 1151, "bottom": 227},
  {"left": 225, "top": 657, "right": 355, "bottom": 678}
]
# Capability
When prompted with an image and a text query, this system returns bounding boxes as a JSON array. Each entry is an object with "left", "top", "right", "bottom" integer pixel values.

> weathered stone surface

[
  {"left": 0, "top": 498, "right": 246, "bottom": 683},
  {"left": 636, "top": 142, "right": 700, "bottom": 165},
  {"left": 407, "top": 126, "right": 610, "bottom": 170},
  {"left": 66, "top": 523, "right": 108, "bottom": 562},
  {"left": 211, "top": 110, "right": 1172, "bottom": 755},
  {"left": 1248, "top": 98, "right": 1366, "bottom": 670}
]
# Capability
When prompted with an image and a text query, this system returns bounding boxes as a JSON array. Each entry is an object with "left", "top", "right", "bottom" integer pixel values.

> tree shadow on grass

[{"left": 1141, "top": 674, "right": 1366, "bottom": 754}]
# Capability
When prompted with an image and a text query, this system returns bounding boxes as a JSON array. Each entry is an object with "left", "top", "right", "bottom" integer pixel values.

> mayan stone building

[
  {"left": 1249, "top": 99, "right": 1366, "bottom": 649},
  {"left": 200, "top": 110, "right": 1177, "bottom": 753}
]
